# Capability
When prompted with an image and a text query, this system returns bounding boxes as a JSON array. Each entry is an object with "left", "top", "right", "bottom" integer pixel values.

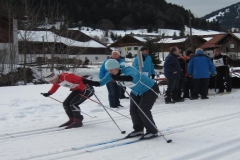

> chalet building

[
  {"left": 157, "top": 35, "right": 206, "bottom": 59},
  {"left": 108, "top": 35, "right": 146, "bottom": 57},
  {"left": 18, "top": 29, "right": 112, "bottom": 64},
  {"left": 200, "top": 33, "right": 240, "bottom": 59},
  {"left": 109, "top": 34, "right": 206, "bottom": 60}
]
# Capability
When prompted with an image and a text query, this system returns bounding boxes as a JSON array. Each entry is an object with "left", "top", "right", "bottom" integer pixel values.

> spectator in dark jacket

[
  {"left": 177, "top": 53, "right": 187, "bottom": 99},
  {"left": 188, "top": 48, "right": 216, "bottom": 100},
  {"left": 182, "top": 50, "right": 194, "bottom": 98},
  {"left": 164, "top": 46, "right": 183, "bottom": 104},
  {"left": 212, "top": 49, "right": 232, "bottom": 93}
]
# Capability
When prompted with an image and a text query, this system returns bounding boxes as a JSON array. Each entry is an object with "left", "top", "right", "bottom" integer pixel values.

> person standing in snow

[
  {"left": 212, "top": 49, "right": 232, "bottom": 93},
  {"left": 133, "top": 46, "right": 155, "bottom": 79},
  {"left": 182, "top": 50, "right": 194, "bottom": 98},
  {"left": 99, "top": 50, "right": 127, "bottom": 108},
  {"left": 82, "top": 59, "right": 160, "bottom": 140},
  {"left": 164, "top": 46, "right": 183, "bottom": 104},
  {"left": 188, "top": 48, "right": 216, "bottom": 99},
  {"left": 41, "top": 72, "right": 94, "bottom": 129},
  {"left": 177, "top": 53, "right": 187, "bottom": 99}
]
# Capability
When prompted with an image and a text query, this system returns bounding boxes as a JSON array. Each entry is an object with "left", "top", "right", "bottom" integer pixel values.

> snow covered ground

[{"left": 1, "top": 68, "right": 240, "bottom": 160}]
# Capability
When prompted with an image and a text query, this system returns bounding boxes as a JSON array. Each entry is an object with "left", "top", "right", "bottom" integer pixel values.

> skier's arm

[
  {"left": 82, "top": 73, "right": 113, "bottom": 86},
  {"left": 82, "top": 79, "right": 100, "bottom": 86},
  {"left": 48, "top": 84, "right": 60, "bottom": 94},
  {"left": 111, "top": 75, "right": 133, "bottom": 81}
]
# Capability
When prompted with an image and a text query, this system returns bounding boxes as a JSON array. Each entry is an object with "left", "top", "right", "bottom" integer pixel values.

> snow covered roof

[
  {"left": 18, "top": 30, "right": 107, "bottom": 48},
  {"left": 132, "top": 36, "right": 147, "bottom": 42},
  {"left": 232, "top": 33, "right": 240, "bottom": 40},
  {"left": 203, "top": 37, "right": 213, "bottom": 41},
  {"left": 157, "top": 37, "right": 187, "bottom": 44}
]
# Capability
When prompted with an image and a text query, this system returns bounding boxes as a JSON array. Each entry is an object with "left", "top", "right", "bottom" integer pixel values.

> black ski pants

[
  {"left": 63, "top": 85, "right": 94, "bottom": 119},
  {"left": 192, "top": 78, "right": 209, "bottom": 97},
  {"left": 183, "top": 76, "right": 193, "bottom": 97},
  {"left": 130, "top": 83, "right": 159, "bottom": 134},
  {"left": 165, "top": 79, "right": 179, "bottom": 101},
  {"left": 216, "top": 71, "right": 232, "bottom": 92}
]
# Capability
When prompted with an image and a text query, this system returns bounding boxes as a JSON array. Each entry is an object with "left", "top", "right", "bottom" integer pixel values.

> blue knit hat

[{"left": 105, "top": 59, "right": 120, "bottom": 70}]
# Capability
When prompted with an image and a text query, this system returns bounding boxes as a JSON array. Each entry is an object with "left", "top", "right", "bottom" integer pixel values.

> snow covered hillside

[
  {"left": 71, "top": 26, "right": 221, "bottom": 43},
  {"left": 1, "top": 68, "right": 240, "bottom": 160},
  {"left": 203, "top": 2, "right": 240, "bottom": 30}
]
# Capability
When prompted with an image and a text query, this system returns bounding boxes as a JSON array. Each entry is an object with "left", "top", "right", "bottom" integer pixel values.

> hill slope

[{"left": 203, "top": 2, "right": 240, "bottom": 30}]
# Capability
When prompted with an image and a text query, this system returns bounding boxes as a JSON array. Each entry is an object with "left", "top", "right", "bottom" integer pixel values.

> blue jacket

[
  {"left": 99, "top": 64, "right": 155, "bottom": 96},
  {"left": 133, "top": 54, "right": 155, "bottom": 77},
  {"left": 99, "top": 58, "right": 126, "bottom": 79},
  {"left": 164, "top": 53, "right": 181, "bottom": 79},
  {"left": 188, "top": 51, "right": 216, "bottom": 78}
]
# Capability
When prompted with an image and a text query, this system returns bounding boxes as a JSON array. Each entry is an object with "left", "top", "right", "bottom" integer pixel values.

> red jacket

[{"left": 48, "top": 73, "right": 86, "bottom": 94}]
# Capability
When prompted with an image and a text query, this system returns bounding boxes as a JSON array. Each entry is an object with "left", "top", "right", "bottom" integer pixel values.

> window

[
  {"left": 95, "top": 57, "right": 98, "bottom": 60},
  {"left": 230, "top": 44, "right": 235, "bottom": 49},
  {"left": 127, "top": 47, "right": 132, "bottom": 51},
  {"left": 134, "top": 47, "right": 138, "bottom": 50}
]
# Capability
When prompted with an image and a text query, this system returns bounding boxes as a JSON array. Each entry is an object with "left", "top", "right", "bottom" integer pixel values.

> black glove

[
  {"left": 82, "top": 79, "right": 100, "bottom": 86},
  {"left": 41, "top": 92, "right": 51, "bottom": 97},
  {"left": 151, "top": 74, "right": 155, "bottom": 79},
  {"left": 111, "top": 74, "right": 133, "bottom": 81}
]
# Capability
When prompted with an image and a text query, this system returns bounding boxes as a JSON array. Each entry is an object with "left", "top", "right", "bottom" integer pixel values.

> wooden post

[{"left": 137, "top": 49, "right": 144, "bottom": 74}]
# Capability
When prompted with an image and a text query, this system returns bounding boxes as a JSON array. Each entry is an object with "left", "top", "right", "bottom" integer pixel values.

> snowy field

[{"left": 1, "top": 68, "right": 240, "bottom": 160}]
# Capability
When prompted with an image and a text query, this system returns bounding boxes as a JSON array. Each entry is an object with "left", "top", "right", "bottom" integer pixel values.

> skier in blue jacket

[
  {"left": 82, "top": 59, "right": 160, "bottom": 140},
  {"left": 188, "top": 48, "right": 216, "bottom": 99},
  {"left": 133, "top": 46, "right": 155, "bottom": 79}
]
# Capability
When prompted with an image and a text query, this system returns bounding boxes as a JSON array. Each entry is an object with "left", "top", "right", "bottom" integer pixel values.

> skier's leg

[
  {"left": 60, "top": 91, "right": 79, "bottom": 127},
  {"left": 138, "top": 83, "right": 158, "bottom": 134},
  {"left": 129, "top": 92, "right": 143, "bottom": 132},
  {"left": 113, "top": 82, "right": 121, "bottom": 107},
  {"left": 106, "top": 82, "right": 118, "bottom": 107},
  {"left": 66, "top": 87, "right": 94, "bottom": 129}
]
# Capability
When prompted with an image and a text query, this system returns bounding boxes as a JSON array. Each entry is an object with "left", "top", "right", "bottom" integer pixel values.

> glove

[
  {"left": 111, "top": 74, "right": 133, "bottom": 81},
  {"left": 151, "top": 74, "right": 155, "bottom": 79},
  {"left": 41, "top": 92, "right": 51, "bottom": 97},
  {"left": 82, "top": 79, "right": 100, "bottom": 86}
]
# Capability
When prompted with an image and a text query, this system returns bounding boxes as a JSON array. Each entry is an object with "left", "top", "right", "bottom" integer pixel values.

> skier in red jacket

[{"left": 41, "top": 71, "right": 94, "bottom": 129}]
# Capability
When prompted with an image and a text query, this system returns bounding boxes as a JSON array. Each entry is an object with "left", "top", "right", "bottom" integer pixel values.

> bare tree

[
  {"left": 17, "top": 0, "right": 43, "bottom": 84},
  {"left": 0, "top": 0, "right": 19, "bottom": 85}
]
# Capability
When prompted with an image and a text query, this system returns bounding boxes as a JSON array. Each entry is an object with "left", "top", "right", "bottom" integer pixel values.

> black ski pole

[
  {"left": 78, "top": 93, "right": 131, "bottom": 120},
  {"left": 225, "top": 58, "right": 229, "bottom": 89},
  {"left": 214, "top": 75, "right": 217, "bottom": 92},
  {"left": 42, "top": 94, "right": 97, "bottom": 118},
  {"left": 119, "top": 83, "right": 172, "bottom": 143},
  {"left": 93, "top": 93, "right": 126, "bottom": 134}
]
